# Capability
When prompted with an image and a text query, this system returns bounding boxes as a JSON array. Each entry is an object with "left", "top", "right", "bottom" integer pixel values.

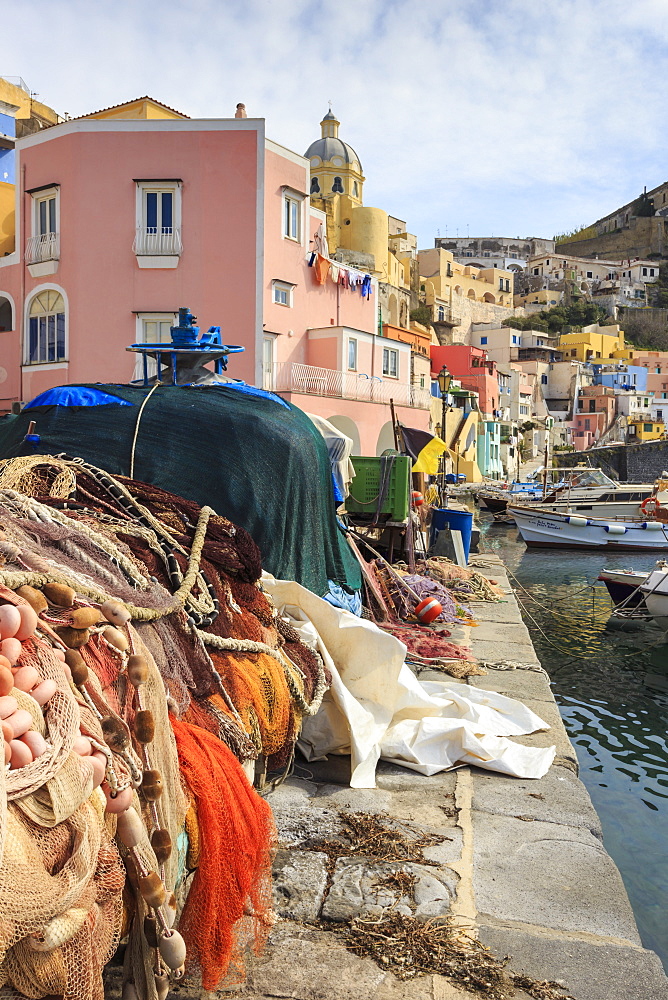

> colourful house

[
  {"left": 558, "top": 324, "right": 625, "bottom": 362},
  {"left": 0, "top": 99, "right": 430, "bottom": 455}
]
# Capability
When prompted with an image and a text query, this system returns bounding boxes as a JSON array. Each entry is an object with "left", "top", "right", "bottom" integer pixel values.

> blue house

[{"left": 592, "top": 365, "right": 648, "bottom": 393}]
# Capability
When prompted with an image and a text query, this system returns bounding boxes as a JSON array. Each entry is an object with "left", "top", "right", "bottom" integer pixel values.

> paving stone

[
  {"left": 375, "top": 763, "right": 459, "bottom": 796},
  {"left": 466, "top": 638, "right": 541, "bottom": 665},
  {"left": 472, "top": 812, "right": 641, "bottom": 943},
  {"left": 245, "top": 919, "right": 387, "bottom": 999},
  {"left": 322, "top": 858, "right": 457, "bottom": 922},
  {"left": 296, "top": 753, "right": 352, "bottom": 786},
  {"left": 469, "top": 621, "right": 534, "bottom": 645},
  {"left": 312, "top": 785, "right": 394, "bottom": 813},
  {"left": 269, "top": 781, "right": 341, "bottom": 848},
  {"left": 508, "top": 697, "right": 578, "bottom": 769},
  {"left": 479, "top": 921, "right": 668, "bottom": 1000},
  {"left": 467, "top": 600, "right": 522, "bottom": 623},
  {"left": 272, "top": 849, "right": 329, "bottom": 921},
  {"left": 469, "top": 666, "right": 555, "bottom": 704},
  {"left": 471, "top": 765, "right": 602, "bottom": 836}
]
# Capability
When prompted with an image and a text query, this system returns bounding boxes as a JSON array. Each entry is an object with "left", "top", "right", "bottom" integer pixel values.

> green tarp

[{"left": 0, "top": 384, "right": 361, "bottom": 598}]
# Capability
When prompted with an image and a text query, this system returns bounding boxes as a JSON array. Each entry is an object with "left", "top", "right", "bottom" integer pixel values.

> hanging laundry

[
  {"left": 313, "top": 223, "right": 329, "bottom": 259},
  {"left": 340, "top": 269, "right": 349, "bottom": 289},
  {"left": 361, "top": 274, "right": 372, "bottom": 299},
  {"left": 308, "top": 251, "right": 317, "bottom": 267},
  {"left": 314, "top": 254, "right": 331, "bottom": 285},
  {"left": 330, "top": 263, "right": 340, "bottom": 283}
]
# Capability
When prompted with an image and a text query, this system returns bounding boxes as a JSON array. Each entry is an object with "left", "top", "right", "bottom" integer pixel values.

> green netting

[{"left": 0, "top": 384, "right": 361, "bottom": 597}]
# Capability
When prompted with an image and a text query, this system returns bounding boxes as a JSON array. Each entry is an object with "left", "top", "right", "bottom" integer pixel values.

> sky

[{"left": 4, "top": 0, "right": 668, "bottom": 248}]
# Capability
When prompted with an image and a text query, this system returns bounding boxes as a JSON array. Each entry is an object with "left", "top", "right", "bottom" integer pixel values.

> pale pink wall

[
  {"left": 282, "top": 392, "right": 430, "bottom": 455},
  {"left": 0, "top": 120, "right": 262, "bottom": 404}
]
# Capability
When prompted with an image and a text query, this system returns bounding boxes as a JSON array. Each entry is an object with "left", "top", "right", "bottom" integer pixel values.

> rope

[{"left": 129, "top": 381, "right": 161, "bottom": 480}]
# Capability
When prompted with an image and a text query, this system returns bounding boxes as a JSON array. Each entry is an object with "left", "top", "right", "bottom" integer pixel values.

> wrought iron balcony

[
  {"left": 272, "top": 362, "right": 432, "bottom": 409},
  {"left": 25, "top": 232, "right": 60, "bottom": 264},
  {"left": 133, "top": 227, "right": 183, "bottom": 256}
]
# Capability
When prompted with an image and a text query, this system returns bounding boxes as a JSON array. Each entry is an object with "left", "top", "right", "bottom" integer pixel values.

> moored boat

[
  {"left": 640, "top": 562, "right": 668, "bottom": 629},
  {"left": 480, "top": 467, "right": 657, "bottom": 517},
  {"left": 508, "top": 503, "right": 668, "bottom": 551},
  {"left": 598, "top": 568, "right": 650, "bottom": 606}
]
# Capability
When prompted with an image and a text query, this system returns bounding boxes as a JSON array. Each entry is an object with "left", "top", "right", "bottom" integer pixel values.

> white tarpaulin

[{"left": 262, "top": 574, "right": 556, "bottom": 788}]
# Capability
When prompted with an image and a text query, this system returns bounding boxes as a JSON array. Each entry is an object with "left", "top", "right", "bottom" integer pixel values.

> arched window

[
  {"left": 352, "top": 181, "right": 359, "bottom": 197},
  {"left": 26, "top": 289, "right": 66, "bottom": 364},
  {"left": 438, "top": 306, "right": 445, "bottom": 321},
  {"left": 310, "top": 176, "right": 320, "bottom": 194},
  {"left": 332, "top": 176, "right": 344, "bottom": 193},
  {"left": 0, "top": 294, "right": 13, "bottom": 332}
]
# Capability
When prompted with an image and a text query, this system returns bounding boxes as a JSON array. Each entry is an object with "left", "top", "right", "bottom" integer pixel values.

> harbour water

[{"left": 479, "top": 514, "right": 668, "bottom": 970}]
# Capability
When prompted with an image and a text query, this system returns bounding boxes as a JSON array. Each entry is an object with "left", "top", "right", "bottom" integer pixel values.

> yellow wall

[
  {"left": 83, "top": 98, "right": 187, "bottom": 121},
  {"left": 629, "top": 420, "right": 664, "bottom": 441},
  {"left": 558, "top": 329, "right": 625, "bottom": 361},
  {"left": 418, "top": 247, "right": 514, "bottom": 308},
  {"left": 0, "top": 181, "right": 14, "bottom": 256},
  {"left": 0, "top": 79, "right": 58, "bottom": 126}
]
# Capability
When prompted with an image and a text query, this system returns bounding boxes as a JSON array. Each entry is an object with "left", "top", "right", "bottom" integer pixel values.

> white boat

[
  {"left": 480, "top": 467, "right": 657, "bottom": 516},
  {"left": 508, "top": 503, "right": 668, "bottom": 551},
  {"left": 640, "top": 562, "right": 668, "bottom": 628}
]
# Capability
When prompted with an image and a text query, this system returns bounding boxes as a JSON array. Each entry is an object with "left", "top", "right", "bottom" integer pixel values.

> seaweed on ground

[
  {"left": 304, "top": 810, "right": 446, "bottom": 867},
  {"left": 338, "top": 912, "right": 575, "bottom": 1000}
]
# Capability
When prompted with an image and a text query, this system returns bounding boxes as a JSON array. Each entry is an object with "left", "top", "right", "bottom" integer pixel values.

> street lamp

[{"left": 437, "top": 366, "right": 452, "bottom": 495}]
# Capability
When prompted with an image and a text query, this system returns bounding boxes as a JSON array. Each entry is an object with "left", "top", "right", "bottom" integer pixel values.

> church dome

[{"left": 304, "top": 110, "right": 362, "bottom": 171}]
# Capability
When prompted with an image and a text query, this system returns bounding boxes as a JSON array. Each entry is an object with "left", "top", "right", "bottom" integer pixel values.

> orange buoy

[
  {"left": 415, "top": 597, "right": 442, "bottom": 624},
  {"left": 411, "top": 491, "right": 424, "bottom": 507}
]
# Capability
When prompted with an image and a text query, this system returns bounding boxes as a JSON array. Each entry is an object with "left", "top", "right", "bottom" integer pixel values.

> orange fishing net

[{"left": 171, "top": 717, "right": 275, "bottom": 989}]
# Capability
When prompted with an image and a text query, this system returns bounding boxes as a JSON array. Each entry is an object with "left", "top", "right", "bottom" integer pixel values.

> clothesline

[{"left": 308, "top": 251, "right": 374, "bottom": 299}]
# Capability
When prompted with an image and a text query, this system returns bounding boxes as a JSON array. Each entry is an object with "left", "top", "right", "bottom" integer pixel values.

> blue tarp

[{"left": 25, "top": 387, "right": 135, "bottom": 409}]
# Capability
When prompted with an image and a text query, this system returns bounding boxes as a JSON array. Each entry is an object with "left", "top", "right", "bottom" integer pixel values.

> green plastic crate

[{"left": 346, "top": 455, "right": 411, "bottom": 521}]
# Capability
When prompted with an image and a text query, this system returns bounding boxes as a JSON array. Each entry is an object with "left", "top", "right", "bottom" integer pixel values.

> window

[
  {"left": 382, "top": 347, "right": 398, "bottom": 377},
  {"left": 348, "top": 338, "right": 358, "bottom": 371},
  {"left": 134, "top": 181, "right": 182, "bottom": 262},
  {"left": 480, "top": 336, "right": 488, "bottom": 344},
  {"left": 512, "top": 335, "right": 519, "bottom": 344},
  {"left": 438, "top": 306, "right": 445, "bottom": 321},
  {"left": 643, "top": 267, "right": 648, "bottom": 276},
  {"left": 586, "top": 271, "right": 593, "bottom": 278},
  {"left": 332, "top": 176, "right": 344, "bottom": 194},
  {"left": 133, "top": 313, "right": 176, "bottom": 379},
  {"left": 284, "top": 193, "right": 301, "bottom": 240},
  {"left": 262, "top": 336, "right": 275, "bottom": 390},
  {"left": 650, "top": 268, "right": 656, "bottom": 277},
  {"left": 658, "top": 410, "right": 663, "bottom": 420},
  {"left": 310, "top": 177, "right": 320, "bottom": 194},
  {"left": 27, "top": 186, "right": 60, "bottom": 266},
  {"left": 584, "top": 418, "right": 590, "bottom": 430},
  {"left": 272, "top": 280, "right": 293, "bottom": 307},
  {"left": 25, "top": 289, "right": 66, "bottom": 365},
  {"left": 644, "top": 423, "right": 653, "bottom": 432}
]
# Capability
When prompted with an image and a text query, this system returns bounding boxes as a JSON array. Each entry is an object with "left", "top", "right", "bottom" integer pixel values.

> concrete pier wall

[{"left": 559, "top": 440, "right": 668, "bottom": 483}]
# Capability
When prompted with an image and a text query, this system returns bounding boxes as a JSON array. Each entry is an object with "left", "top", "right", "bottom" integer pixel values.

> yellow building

[
  {"left": 306, "top": 110, "right": 411, "bottom": 293},
  {"left": 430, "top": 385, "right": 483, "bottom": 481},
  {"left": 418, "top": 247, "right": 514, "bottom": 313},
  {"left": 628, "top": 419, "right": 664, "bottom": 441},
  {"left": 513, "top": 288, "right": 561, "bottom": 309},
  {"left": 0, "top": 77, "right": 60, "bottom": 256},
  {"left": 79, "top": 97, "right": 188, "bottom": 121},
  {"left": 558, "top": 323, "right": 625, "bottom": 362}
]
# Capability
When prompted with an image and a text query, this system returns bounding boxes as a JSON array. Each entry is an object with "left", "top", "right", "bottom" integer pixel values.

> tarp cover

[
  {"left": 262, "top": 573, "right": 556, "bottom": 787},
  {"left": 0, "top": 383, "right": 361, "bottom": 597}
]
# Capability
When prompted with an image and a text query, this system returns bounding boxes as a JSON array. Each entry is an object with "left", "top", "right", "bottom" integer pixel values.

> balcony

[
  {"left": 26, "top": 232, "right": 60, "bottom": 265},
  {"left": 273, "top": 362, "right": 432, "bottom": 409},
  {"left": 133, "top": 227, "right": 183, "bottom": 256}
]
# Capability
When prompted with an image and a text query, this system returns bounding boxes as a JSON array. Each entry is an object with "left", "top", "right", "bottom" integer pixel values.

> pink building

[
  {"left": 430, "top": 344, "right": 499, "bottom": 416},
  {"left": 0, "top": 106, "right": 430, "bottom": 455},
  {"left": 632, "top": 351, "right": 668, "bottom": 403},
  {"left": 572, "top": 384, "right": 615, "bottom": 451}
]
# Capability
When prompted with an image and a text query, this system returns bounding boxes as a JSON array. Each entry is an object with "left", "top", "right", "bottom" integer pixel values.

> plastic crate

[{"left": 346, "top": 455, "right": 411, "bottom": 521}]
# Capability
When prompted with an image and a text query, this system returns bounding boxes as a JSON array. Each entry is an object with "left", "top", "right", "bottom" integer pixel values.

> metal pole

[
  {"left": 441, "top": 388, "right": 447, "bottom": 500},
  {"left": 389, "top": 398, "right": 399, "bottom": 450},
  {"left": 541, "top": 436, "right": 549, "bottom": 500}
]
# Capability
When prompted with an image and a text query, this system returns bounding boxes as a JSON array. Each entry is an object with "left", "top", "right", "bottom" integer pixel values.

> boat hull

[
  {"left": 640, "top": 566, "right": 668, "bottom": 629},
  {"left": 509, "top": 505, "right": 668, "bottom": 551}
]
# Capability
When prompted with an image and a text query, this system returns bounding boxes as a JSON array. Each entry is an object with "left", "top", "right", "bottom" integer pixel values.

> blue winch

[{"left": 127, "top": 307, "right": 244, "bottom": 386}]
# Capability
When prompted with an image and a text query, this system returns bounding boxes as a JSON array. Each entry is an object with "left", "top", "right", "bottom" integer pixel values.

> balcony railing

[
  {"left": 25, "top": 232, "right": 60, "bottom": 264},
  {"left": 273, "top": 362, "right": 432, "bottom": 409},
  {"left": 133, "top": 227, "right": 183, "bottom": 256}
]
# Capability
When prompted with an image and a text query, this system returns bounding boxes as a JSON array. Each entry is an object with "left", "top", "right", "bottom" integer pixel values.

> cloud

[{"left": 4, "top": 0, "right": 668, "bottom": 244}]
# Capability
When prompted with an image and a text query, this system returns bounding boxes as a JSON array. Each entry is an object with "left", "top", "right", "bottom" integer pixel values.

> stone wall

[
  {"left": 556, "top": 216, "right": 668, "bottom": 262},
  {"left": 559, "top": 440, "right": 668, "bottom": 482},
  {"left": 434, "top": 299, "right": 523, "bottom": 345}
]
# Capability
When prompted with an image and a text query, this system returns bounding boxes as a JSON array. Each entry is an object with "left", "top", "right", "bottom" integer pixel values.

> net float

[
  {"left": 70, "top": 607, "right": 103, "bottom": 629},
  {"left": 411, "top": 490, "right": 424, "bottom": 507},
  {"left": 21, "top": 730, "right": 47, "bottom": 758},
  {"left": 138, "top": 871, "right": 166, "bottom": 909},
  {"left": 3, "top": 740, "right": 9, "bottom": 766},
  {"left": 126, "top": 654, "right": 148, "bottom": 687},
  {"left": 72, "top": 735, "right": 93, "bottom": 756},
  {"left": 101, "top": 600, "right": 131, "bottom": 627},
  {"left": 15, "top": 603, "right": 38, "bottom": 641},
  {"left": 157, "top": 929, "right": 186, "bottom": 969},
  {"left": 65, "top": 650, "right": 88, "bottom": 685},
  {"left": 0, "top": 696, "right": 18, "bottom": 720},
  {"left": 415, "top": 597, "right": 443, "bottom": 624},
  {"left": 15, "top": 586, "right": 48, "bottom": 614},
  {"left": 6, "top": 709, "right": 33, "bottom": 739},
  {"left": 56, "top": 626, "right": 90, "bottom": 649},
  {"left": 103, "top": 626, "right": 129, "bottom": 652},
  {"left": 116, "top": 806, "right": 144, "bottom": 849},
  {"left": 1, "top": 638, "right": 22, "bottom": 666},
  {"left": 0, "top": 605, "right": 21, "bottom": 640},
  {"left": 30, "top": 679, "right": 58, "bottom": 706},
  {"left": 9, "top": 738, "right": 33, "bottom": 769},
  {"left": 13, "top": 665, "right": 40, "bottom": 693},
  {"left": 0, "top": 666, "right": 13, "bottom": 698},
  {"left": 43, "top": 583, "right": 76, "bottom": 608},
  {"left": 89, "top": 752, "right": 107, "bottom": 788},
  {"left": 102, "top": 783, "right": 133, "bottom": 814},
  {"left": 1, "top": 721, "right": 13, "bottom": 743}
]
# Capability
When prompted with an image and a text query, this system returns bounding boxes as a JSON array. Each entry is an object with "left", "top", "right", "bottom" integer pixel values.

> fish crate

[{"left": 346, "top": 455, "right": 411, "bottom": 521}]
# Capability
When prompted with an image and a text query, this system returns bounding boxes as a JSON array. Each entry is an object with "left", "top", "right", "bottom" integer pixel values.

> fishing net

[{"left": 0, "top": 454, "right": 331, "bottom": 998}]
